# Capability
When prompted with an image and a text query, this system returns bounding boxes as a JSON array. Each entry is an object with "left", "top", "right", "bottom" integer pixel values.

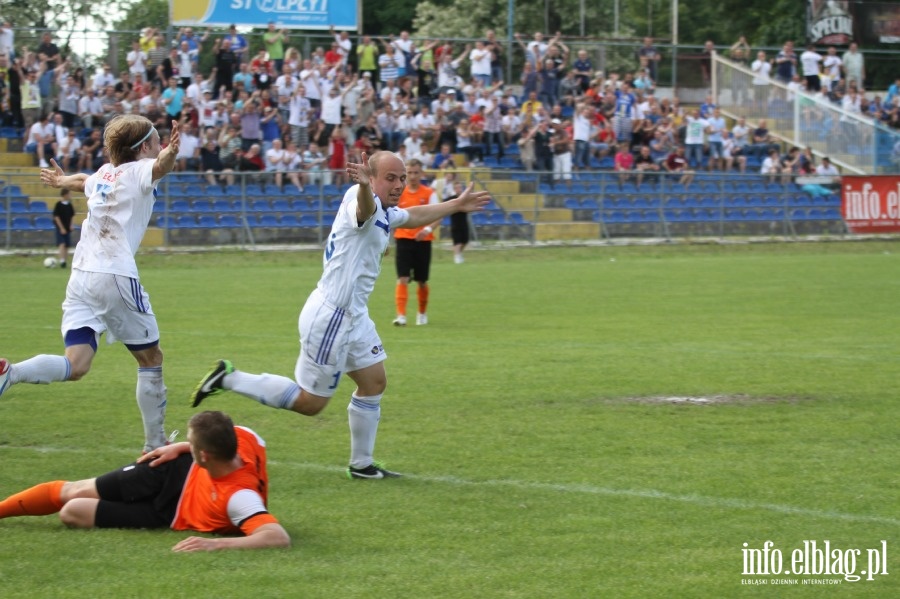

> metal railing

[{"left": 712, "top": 52, "right": 900, "bottom": 175}]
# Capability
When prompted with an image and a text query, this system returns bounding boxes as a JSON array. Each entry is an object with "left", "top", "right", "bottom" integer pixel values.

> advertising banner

[
  {"left": 842, "top": 175, "right": 900, "bottom": 233},
  {"left": 170, "top": 0, "right": 357, "bottom": 30},
  {"left": 807, "top": 0, "right": 854, "bottom": 45}
]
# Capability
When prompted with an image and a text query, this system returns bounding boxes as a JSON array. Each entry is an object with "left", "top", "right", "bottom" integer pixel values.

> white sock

[
  {"left": 226, "top": 370, "right": 300, "bottom": 410},
  {"left": 137, "top": 367, "right": 168, "bottom": 452},
  {"left": 347, "top": 393, "right": 382, "bottom": 469},
  {"left": 9, "top": 355, "right": 71, "bottom": 385}
]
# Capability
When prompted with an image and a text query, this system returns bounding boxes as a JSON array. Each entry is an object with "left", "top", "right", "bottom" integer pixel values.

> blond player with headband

[
  {"left": 0, "top": 116, "right": 181, "bottom": 453},
  {"left": 191, "top": 151, "right": 491, "bottom": 479}
]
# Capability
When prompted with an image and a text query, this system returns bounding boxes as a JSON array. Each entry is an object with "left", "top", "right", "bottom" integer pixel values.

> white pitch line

[{"left": 2, "top": 445, "right": 897, "bottom": 527}]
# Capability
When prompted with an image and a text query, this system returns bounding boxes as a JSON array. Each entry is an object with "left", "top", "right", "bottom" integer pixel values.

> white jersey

[
  {"left": 74, "top": 159, "right": 158, "bottom": 278},
  {"left": 317, "top": 186, "right": 410, "bottom": 315}
]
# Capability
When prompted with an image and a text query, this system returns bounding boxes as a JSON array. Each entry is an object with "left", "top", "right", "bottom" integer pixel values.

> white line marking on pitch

[{"left": 2, "top": 445, "right": 897, "bottom": 527}]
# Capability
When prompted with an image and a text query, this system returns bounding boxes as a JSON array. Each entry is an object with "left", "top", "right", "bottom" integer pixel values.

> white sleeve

[
  {"left": 386, "top": 205, "right": 410, "bottom": 229},
  {"left": 226, "top": 489, "right": 269, "bottom": 528},
  {"left": 428, "top": 191, "right": 439, "bottom": 206}
]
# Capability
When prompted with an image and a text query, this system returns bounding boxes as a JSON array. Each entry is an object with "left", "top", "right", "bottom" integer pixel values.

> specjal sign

[{"left": 808, "top": 0, "right": 854, "bottom": 45}]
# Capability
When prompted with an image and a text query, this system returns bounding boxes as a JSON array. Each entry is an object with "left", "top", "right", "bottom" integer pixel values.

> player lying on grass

[
  {"left": 190, "top": 151, "right": 491, "bottom": 480},
  {"left": 0, "top": 411, "right": 291, "bottom": 552}
]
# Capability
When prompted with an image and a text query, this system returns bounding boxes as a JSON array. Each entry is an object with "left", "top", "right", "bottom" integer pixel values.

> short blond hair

[{"left": 104, "top": 114, "right": 155, "bottom": 166}]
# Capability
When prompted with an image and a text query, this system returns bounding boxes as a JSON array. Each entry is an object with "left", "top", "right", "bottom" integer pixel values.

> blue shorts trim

[
  {"left": 64, "top": 326, "right": 98, "bottom": 352},
  {"left": 125, "top": 339, "right": 159, "bottom": 352}
]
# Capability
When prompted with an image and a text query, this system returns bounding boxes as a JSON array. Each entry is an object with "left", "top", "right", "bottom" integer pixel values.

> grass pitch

[{"left": 1, "top": 241, "right": 899, "bottom": 598}]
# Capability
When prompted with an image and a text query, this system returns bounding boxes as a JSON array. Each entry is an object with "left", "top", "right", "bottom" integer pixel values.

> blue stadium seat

[
  {"left": 470, "top": 213, "right": 489, "bottom": 226},
  {"left": 28, "top": 200, "right": 50, "bottom": 214},
  {"left": 197, "top": 215, "right": 218, "bottom": 228},
  {"left": 280, "top": 214, "right": 300, "bottom": 227},
  {"left": 155, "top": 216, "right": 177, "bottom": 229},
  {"left": 192, "top": 200, "right": 213, "bottom": 213},
  {"left": 271, "top": 199, "right": 291, "bottom": 212},
  {"left": 33, "top": 216, "right": 55, "bottom": 230},
  {"left": 250, "top": 199, "right": 271, "bottom": 212},
  {"left": 176, "top": 215, "right": 197, "bottom": 228},
  {"left": 488, "top": 212, "right": 508, "bottom": 225},
  {"left": 299, "top": 215, "right": 319, "bottom": 227},
  {"left": 169, "top": 200, "right": 191, "bottom": 214},
  {"left": 212, "top": 199, "right": 235, "bottom": 213},
  {"left": 509, "top": 212, "right": 529, "bottom": 225},
  {"left": 8, "top": 200, "right": 29, "bottom": 214},
  {"left": 256, "top": 214, "right": 280, "bottom": 227},
  {"left": 218, "top": 215, "right": 241, "bottom": 228}
]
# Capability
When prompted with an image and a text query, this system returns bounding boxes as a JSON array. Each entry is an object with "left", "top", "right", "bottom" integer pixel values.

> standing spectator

[
  {"left": 485, "top": 30, "right": 505, "bottom": 85},
  {"left": 1, "top": 116, "right": 182, "bottom": 453},
  {"left": 706, "top": 107, "right": 726, "bottom": 171},
  {"left": 213, "top": 38, "right": 237, "bottom": 99},
  {"left": 177, "top": 41, "right": 198, "bottom": 89},
  {"left": 226, "top": 25, "right": 248, "bottom": 64},
  {"left": 774, "top": 41, "right": 797, "bottom": 85},
  {"left": 729, "top": 36, "right": 751, "bottom": 66},
  {"left": 175, "top": 123, "right": 201, "bottom": 171},
  {"left": 288, "top": 85, "right": 311, "bottom": 149},
  {"left": 378, "top": 42, "right": 403, "bottom": 89},
  {"left": 263, "top": 22, "right": 288, "bottom": 73},
  {"left": 800, "top": 44, "right": 823, "bottom": 93},
  {"left": 841, "top": 42, "right": 865, "bottom": 89},
  {"left": 0, "top": 19, "right": 14, "bottom": 60},
  {"left": 35, "top": 32, "right": 60, "bottom": 107},
  {"left": 636, "top": 37, "right": 661, "bottom": 81},
  {"left": 822, "top": 46, "right": 842, "bottom": 92},
  {"left": 551, "top": 119, "right": 573, "bottom": 187},
  {"left": 146, "top": 32, "right": 168, "bottom": 87},
  {"left": 17, "top": 64, "right": 42, "bottom": 134},
  {"left": 57, "top": 74, "right": 81, "bottom": 128},
  {"left": 469, "top": 41, "right": 492, "bottom": 87},
  {"left": 161, "top": 77, "right": 185, "bottom": 121},
  {"left": 240, "top": 94, "right": 263, "bottom": 151},
  {"left": 52, "top": 189, "right": 75, "bottom": 268},
  {"left": 391, "top": 31, "right": 415, "bottom": 76},
  {"left": 127, "top": 40, "right": 148, "bottom": 79},
  {"left": 612, "top": 82, "right": 637, "bottom": 148},
  {"left": 331, "top": 26, "right": 352, "bottom": 69},
  {"left": 392, "top": 158, "right": 440, "bottom": 326},
  {"left": 751, "top": 51, "right": 771, "bottom": 111},
  {"left": 299, "top": 59, "right": 322, "bottom": 110},
  {"left": 699, "top": 40, "right": 714, "bottom": 85},
  {"left": 356, "top": 35, "right": 379, "bottom": 80},
  {"left": 522, "top": 119, "right": 554, "bottom": 184},
  {"left": 572, "top": 49, "right": 594, "bottom": 93}
]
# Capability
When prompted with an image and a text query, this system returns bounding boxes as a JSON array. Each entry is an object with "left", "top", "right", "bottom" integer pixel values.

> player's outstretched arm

[
  {"left": 40, "top": 159, "right": 88, "bottom": 192},
  {"left": 402, "top": 182, "right": 491, "bottom": 229},
  {"left": 136, "top": 442, "right": 192, "bottom": 467},
  {"left": 347, "top": 152, "right": 376, "bottom": 222},
  {"left": 172, "top": 523, "right": 291, "bottom": 552},
  {"left": 153, "top": 120, "right": 181, "bottom": 181}
]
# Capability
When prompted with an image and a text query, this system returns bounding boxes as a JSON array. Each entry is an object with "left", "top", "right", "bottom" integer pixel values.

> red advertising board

[{"left": 842, "top": 175, "right": 900, "bottom": 233}]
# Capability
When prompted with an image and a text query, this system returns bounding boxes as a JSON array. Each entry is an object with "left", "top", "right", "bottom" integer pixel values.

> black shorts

[
  {"left": 395, "top": 237, "right": 432, "bottom": 283},
  {"left": 93, "top": 453, "right": 193, "bottom": 529},
  {"left": 55, "top": 231, "right": 72, "bottom": 247},
  {"left": 449, "top": 213, "right": 469, "bottom": 245}
]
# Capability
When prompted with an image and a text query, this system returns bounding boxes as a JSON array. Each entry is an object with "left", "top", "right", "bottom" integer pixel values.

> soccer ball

[{"left": 43, "top": 257, "right": 59, "bottom": 268}]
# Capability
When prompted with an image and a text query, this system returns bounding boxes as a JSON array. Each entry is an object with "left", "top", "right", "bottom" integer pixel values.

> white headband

[{"left": 130, "top": 126, "right": 156, "bottom": 149}]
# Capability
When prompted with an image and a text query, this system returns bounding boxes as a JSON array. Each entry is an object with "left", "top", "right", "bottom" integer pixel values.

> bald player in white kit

[
  {"left": 191, "top": 151, "right": 491, "bottom": 478},
  {"left": 0, "top": 115, "right": 181, "bottom": 453}
]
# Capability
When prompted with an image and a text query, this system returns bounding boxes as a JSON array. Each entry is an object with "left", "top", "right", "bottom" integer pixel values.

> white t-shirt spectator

[
  {"left": 800, "top": 50, "right": 822, "bottom": 77},
  {"left": 751, "top": 59, "right": 771, "bottom": 85}
]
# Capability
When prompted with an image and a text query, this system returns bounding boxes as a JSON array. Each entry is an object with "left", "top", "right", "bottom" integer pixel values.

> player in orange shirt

[
  {"left": 392, "top": 158, "right": 442, "bottom": 326},
  {"left": 0, "top": 411, "right": 290, "bottom": 552}
]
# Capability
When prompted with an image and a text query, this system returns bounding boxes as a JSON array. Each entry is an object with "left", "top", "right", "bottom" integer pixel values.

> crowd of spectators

[{"left": 0, "top": 24, "right": 883, "bottom": 190}]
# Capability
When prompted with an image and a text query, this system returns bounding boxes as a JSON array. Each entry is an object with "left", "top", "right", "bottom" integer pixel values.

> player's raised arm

[
  {"left": 347, "top": 152, "right": 376, "bottom": 222},
  {"left": 40, "top": 159, "right": 88, "bottom": 193},
  {"left": 153, "top": 120, "right": 181, "bottom": 181},
  {"left": 401, "top": 182, "right": 491, "bottom": 229}
]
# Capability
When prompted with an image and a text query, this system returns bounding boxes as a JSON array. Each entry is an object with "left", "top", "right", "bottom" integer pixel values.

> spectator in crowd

[
  {"left": 56, "top": 128, "right": 81, "bottom": 172},
  {"left": 729, "top": 36, "right": 751, "bottom": 66},
  {"left": 800, "top": 43, "right": 823, "bottom": 93},
  {"left": 721, "top": 131, "right": 747, "bottom": 174},
  {"left": 774, "top": 41, "right": 797, "bottom": 85},
  {"left": 636, "top": 37, "right": 661, "bottom": 81},
  {"left": 823, "top": 46, "right": 842, "bottom": 92},
  {"left": 24, "top": 112, "right": 55, "bottom": 168},
  {"left": 665, "top": 145, "right": 694, "bottom": 186},
  {"left": 841, "top": 42, "right": 865, "bottom": 89},
  {"left": 613, "top": 142, "right": 634, "bottom": 185},
  {"left": 760, "top": 148, "right": 784, "bottom": 183},
  {"left": 263, "top": 22, "right": 288, "bottom": 73},
  {"left": 633, "top": 144, "right": 660, "bottom": 186}
]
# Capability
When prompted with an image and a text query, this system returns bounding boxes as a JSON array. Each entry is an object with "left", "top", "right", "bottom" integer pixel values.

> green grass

[{"left": 1, "top": 242, "right": 899, "bottom": 598}]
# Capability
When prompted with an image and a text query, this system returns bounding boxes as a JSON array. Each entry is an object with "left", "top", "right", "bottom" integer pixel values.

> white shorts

[
  {"left": 61, "top": 269, "right": 160, "bottom": 347},
  {"left": 294, "top": 289, "right": 386, "bottom": 397}
]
